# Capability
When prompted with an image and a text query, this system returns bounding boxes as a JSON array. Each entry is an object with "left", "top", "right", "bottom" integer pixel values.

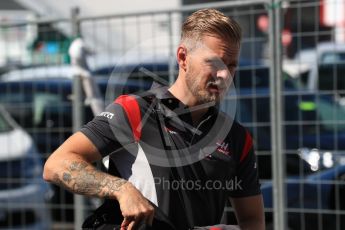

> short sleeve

[
  {"left": 80, "top": 102, "right": 135, "bottom": 157},
  {"left": 228, "top": 130, "right": 261, "bottom": 197}
]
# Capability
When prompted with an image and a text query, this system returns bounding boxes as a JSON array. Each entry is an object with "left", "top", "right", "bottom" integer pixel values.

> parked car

[
  {"left": 0, "top": 105, "right": 52, "bottom": 229},
  {"left": 221, "top": 66, "right": 345, "bottom": 229},
  {"left": 0, "top": 65, "right": 153, "bottom": 222},
  {"left": 261, "top": 163, "right": 345, "bottom": 230},
  {"left": 237, "top": 89, "right": 345, "bottom": 228},
  {"left": 0, "top": 65, "right": 74, "bottom": 82},
  {"left": 0, "top": 77, "right": 152, "bottom": 156},
  {"left": 221, "top": 65, "right": 345, "bottom": 178}
]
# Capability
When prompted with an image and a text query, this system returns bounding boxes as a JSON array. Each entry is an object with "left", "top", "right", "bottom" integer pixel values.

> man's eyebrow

[
  {"left": 205, "top": 57, "right": 225, "bottom": 65},
  {"left": 205, "top": 57, "right": 219, "bottom": 62},
  {"left": 205, "top": 58, "right": 238, "bottom": 69},
  {"left": 224, "top": 54, "right": 238, "bottom": 66}
]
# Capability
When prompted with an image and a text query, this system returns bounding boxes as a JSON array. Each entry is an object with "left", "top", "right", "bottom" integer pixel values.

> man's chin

[
  {"left": 196, "top": 95, "right": 220, "bottom": 105},
  {"left": 208, "top": 91, "right": 223, "bottom": 101}
]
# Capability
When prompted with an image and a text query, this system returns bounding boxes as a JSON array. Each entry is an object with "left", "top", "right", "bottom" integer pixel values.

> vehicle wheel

[{"left": 339, "top": 173, "right": 345, "bottom": 228}]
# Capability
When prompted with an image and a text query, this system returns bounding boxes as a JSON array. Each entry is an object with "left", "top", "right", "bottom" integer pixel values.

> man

[{"left": 43, "top": 9, "right": 265, "bottom": 230}]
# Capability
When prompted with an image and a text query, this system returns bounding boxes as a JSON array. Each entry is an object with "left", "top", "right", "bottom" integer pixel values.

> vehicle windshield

[
  {"left": 234, "top": 66, "right": 298, "bottom": 90},
  {"left": 317, "top": 97, "right": 345, "bottom": 131},
  {"left": 318, "top": 64, "right": 345, "bottom": 93},
  {"left": 321, "top": 52, "right": 345, "bottom": 64}
]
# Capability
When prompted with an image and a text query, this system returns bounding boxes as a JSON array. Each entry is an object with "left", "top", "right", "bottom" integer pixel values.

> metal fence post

[
  {"left": 268, "top": 0, "right": 286, "bottom": 229},
  {"left": 71, "top": 7, "right": 86, "bottom": 229},
  {"left": 167, "top": 12, "right": 175, "bottom": 85}
]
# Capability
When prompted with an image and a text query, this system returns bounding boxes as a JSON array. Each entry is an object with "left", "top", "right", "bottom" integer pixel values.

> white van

[
  {"left": 283, "top": 42, "right": 345, "bottom": 106},
  {"left": 283, "top": 42, "right": 345, "bottom": 102}
]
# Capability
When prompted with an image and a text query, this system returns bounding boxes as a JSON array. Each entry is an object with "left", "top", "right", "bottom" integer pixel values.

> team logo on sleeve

[{"left": 99, "top": 112, "right": 114, "bottom": 119}]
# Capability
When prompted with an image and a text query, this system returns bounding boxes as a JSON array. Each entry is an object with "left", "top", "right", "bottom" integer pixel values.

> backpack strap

[{"left": 114, "top": 95, "right": 142, "bottom": 142}]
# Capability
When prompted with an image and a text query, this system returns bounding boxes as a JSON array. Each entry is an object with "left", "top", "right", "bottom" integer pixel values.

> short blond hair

[{"left": 181, "top": 9, "right": 242, "bottom": 50}]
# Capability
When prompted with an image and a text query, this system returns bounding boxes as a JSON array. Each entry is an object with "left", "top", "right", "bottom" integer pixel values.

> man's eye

[
  {"left": 206, "top": 60, "right": 216, "bottom": 66},
  {"left": 213, "top": 61, "right": 226, "bottom": 69},
  {"left": 206, "top": 62, "right": 218, "bottom": 70},
  {"left": 227, "top": 65, "right": 237, "bottom": 71}
]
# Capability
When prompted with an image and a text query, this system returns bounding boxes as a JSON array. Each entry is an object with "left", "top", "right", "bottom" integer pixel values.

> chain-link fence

[{"left": 0, "top": 0, "right": 345, "bottom": 229}]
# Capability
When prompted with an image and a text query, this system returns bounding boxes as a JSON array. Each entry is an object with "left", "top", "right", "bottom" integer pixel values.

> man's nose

[{"left": 216, "top": 69, "right": 231, "bottom": 80}]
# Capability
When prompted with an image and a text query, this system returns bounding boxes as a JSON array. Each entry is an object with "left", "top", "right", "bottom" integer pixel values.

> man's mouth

[{"left": 207, "top": 82, "right": 225, "bottom": 93}]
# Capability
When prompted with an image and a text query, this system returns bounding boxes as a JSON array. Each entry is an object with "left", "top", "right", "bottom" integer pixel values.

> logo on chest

[
  {"left": 165, "top": 127, "right": 178, "bottom": 135},
  {"left": 215, "top": 140, "right": 231, "bottom": 156}
]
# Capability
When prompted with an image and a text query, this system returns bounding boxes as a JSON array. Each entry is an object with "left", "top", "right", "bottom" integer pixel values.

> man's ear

[{"left": 177, "top": 45, "right": 187, "bottom": 71}]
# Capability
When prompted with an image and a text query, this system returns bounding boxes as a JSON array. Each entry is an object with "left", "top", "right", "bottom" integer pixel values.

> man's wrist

[{"left": 112, "top": 179, "right": 132, "bottom": 200}]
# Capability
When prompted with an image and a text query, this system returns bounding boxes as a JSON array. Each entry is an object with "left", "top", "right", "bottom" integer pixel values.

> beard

[{"left": 185, "top": 67, "right": 226, "bottom": 105}]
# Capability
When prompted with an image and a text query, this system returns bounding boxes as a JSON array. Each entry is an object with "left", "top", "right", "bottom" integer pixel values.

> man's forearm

[{"left": 50, "top": 159, "right": 127, "bottom": 199}]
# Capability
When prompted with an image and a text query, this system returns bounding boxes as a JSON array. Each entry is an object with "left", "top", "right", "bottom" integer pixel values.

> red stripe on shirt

[
  {"left": 114, "top": 95, "right": 142, "bottom": 142},
  {"left": 240, "top": 130, "right": 253, "bottom": 163}
]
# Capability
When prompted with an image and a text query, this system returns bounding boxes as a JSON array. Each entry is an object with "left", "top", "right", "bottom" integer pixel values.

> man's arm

[
  {"left": 229, "top": 194, "right": 265, "bottom": 230},
  {"left": 43, "top": 131, "right": 154, "bottom": 229}
]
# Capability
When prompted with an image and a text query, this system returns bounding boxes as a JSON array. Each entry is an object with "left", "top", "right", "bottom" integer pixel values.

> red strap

[
  {"left": 114, "top": 95, "right": 142, "bottom": 142},
  {"left": 240, "top": 130, "right": 253, "bottom": 163}
]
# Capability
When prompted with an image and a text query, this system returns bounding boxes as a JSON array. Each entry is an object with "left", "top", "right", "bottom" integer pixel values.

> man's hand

[{"left": 117, "top": 183, "right": 155, "bottom": 230}]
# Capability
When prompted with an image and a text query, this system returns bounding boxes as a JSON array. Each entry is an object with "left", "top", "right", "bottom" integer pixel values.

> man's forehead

[
  {"left": 200, "top": 43, "right": 239, "bottom": 64},
  {"left": 199, "top": 35, "right": 239, "bottom": 54}
]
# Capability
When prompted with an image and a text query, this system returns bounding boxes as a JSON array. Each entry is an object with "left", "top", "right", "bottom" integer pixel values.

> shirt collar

[
  {"left": 149, "top": 82, "right": 219, "bottom": 118},
  {"left": 149, "top": 82, "right": 175, "bottom": 100}
]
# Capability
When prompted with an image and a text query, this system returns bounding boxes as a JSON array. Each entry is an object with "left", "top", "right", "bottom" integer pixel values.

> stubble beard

[{"left": 185, "top": 67, "right": 220, "bottom": 105}]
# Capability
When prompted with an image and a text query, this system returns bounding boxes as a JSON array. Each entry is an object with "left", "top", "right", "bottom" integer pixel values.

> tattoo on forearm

[
  {"left": 63, "top": 173, "right": 72, "bottom": 183},
  {"left": 52, "top": 160, "right": 127, "bottom": 199},
  {"left": 69, "top": 161, "right": 88, "bottom": 171},
  {"left": 53, "top": 173, "right": 64, "bottom": 187}
]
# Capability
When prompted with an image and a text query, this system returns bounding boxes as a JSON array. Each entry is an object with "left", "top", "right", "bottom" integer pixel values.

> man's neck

[
  {"left": 168, "top": 80, "right": 210, "bottom": 126},
  {"left": 168, "top": 78, "right": 197, "bottom": 107}
]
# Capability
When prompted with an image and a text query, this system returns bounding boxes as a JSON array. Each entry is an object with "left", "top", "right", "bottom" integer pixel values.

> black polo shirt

[{"left": 81, "top": 85, "right": 261, "bottom": 229}]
